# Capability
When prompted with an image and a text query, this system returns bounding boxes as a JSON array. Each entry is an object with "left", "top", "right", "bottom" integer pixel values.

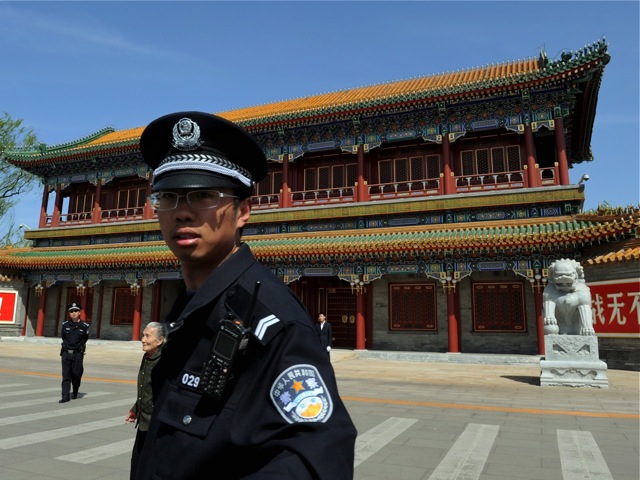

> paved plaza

[{"left": 0, "top": 337, "right": 638, "bottom": 480}]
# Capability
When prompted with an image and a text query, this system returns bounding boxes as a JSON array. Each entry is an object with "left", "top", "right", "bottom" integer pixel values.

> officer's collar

[{"left": 177, "top": 243, "right": 254, "bottom": 320}]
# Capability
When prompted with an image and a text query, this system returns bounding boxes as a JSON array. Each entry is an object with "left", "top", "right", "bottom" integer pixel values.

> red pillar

[
  {"left": 39, "top": 184, "right": 50, "bottom": 228},
  {"left": 356, "top": 144, "right": 368, "bottom": 202},
  {"left": 51, "top": 185, "right": 62, "bottom": 227},
  {"left": 442, "top": 135, "right": 453, "bottom": 195},
  {"left": 152, "top": 282, "right": 162, "bottom": 323},
  {"left": 80, "top": 286, "right": 88, "bottom": 320},
  {"left": 355, "top": 291, "right": 366, "bottom": 350},
  {"left": 132, "top": 288, "right": 143, "bottom": 341},
  {"left": 524, "top": 124, "right": 539, "bottom": 187},
  {"left": 446, "top": 288, "right": 459, "bottom": 353},
  {"left": 91, "top": 181, "right": 103, "bottom": 223},
  {"left": 96, "top": 285, "right": 105, "bottom": 339},
  {"left": 281, "top": 155, "right": 291, "bottom": 208},
  {"left": 21, "top": 288, "right": 32, "bottom": 336},
  {"left": 143, "top": 178, "right": 154, "bottom": 220},
  {"left": 534, "top": 288, "right": 545, "bottom": 355},
  {"left": 554, "top": 116, "right": 570, "bottom": 185},
  {"left": 35, "top": 290, "right": 47, "bottom": 337}
]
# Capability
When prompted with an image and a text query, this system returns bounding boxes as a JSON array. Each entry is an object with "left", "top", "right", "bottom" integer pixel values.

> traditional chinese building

[{"left": 1, "top": 38, "right": 637, "bottom": 367}]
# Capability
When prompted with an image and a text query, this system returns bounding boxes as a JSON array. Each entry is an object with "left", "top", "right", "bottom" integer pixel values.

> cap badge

[{"left": 172, "top": 117, "right": 202, "bottom": 151}]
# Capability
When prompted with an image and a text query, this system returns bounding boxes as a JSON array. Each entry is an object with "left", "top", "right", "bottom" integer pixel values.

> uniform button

[{"left": 182, "top": 415, "right": 192, "bottom": 425}]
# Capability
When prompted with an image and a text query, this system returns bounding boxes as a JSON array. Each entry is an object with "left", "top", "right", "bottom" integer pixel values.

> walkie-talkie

[{"left": 201, "top": 282, "right": 261, "bottom": 400}]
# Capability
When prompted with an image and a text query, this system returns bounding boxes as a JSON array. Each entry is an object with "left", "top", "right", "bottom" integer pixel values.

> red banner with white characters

[
  {"left": 587, "top": 279, "right": 640, "bottom": 337},
  {"left": 0, "top": 290, "right": 18, "bottom": 323}
]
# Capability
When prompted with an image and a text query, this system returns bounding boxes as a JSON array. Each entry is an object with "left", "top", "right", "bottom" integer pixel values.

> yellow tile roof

[
  {"left": 218, "top": 59, "right": 540, "bottom": 123},
  {"left": 586, "top": 246, "right": 640, "bottom": 265},
  {"left": 80, "top": 57, "right": 541, "bottom": 148}
]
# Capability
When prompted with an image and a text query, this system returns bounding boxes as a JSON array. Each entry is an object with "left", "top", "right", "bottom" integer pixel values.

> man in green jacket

[{"left": 125, "top": 322, "right": 165, "bottom": 480}]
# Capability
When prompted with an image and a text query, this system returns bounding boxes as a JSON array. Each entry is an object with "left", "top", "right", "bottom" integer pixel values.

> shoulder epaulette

[{"left": 225, "top": 283, "right": 283, "bottom": 346}]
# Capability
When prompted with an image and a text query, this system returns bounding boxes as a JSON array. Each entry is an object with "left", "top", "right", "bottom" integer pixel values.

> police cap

[
  {"left": 140, "top": 111, "right": 267, "bottom": 191},
  {"left": 67, "top": 302, "right": 81, "bottom": 312}
]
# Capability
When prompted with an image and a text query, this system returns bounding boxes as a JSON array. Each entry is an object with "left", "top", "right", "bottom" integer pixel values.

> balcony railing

[
  {"left": 539, "top": 165, "right": 559, "bottom": 186},
  {"left": 42, "top": 168, "right": 560, "bottom": 227},
  {"left": 290, "top": 187, "right": 355, "bottom": 206},
  {"left": 251, "top": 194, "right": 280, "bottom": 210},
  {"left": 368, "top": 178, "right": 441, "bottom": 200},
  {"left": 456, "top": 170, "right": 525, "bottom": 192},
  {"left": 100, "top": 207, "right": 145, "bottom": 222},
  {"left": 57, "top": 212, "right": 93, "bottom": 225}
]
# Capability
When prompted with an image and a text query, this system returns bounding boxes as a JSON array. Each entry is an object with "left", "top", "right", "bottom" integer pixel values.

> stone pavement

[{"left": 0, "top": 336, "right": 638, "bottom": 480}]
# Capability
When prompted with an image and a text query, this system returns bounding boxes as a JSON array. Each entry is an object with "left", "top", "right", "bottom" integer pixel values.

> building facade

[{"left": 1, "top": 38, "right": 638, "bottom": 368}]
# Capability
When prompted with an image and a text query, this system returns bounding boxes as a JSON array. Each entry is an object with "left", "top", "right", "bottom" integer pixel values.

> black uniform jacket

[
  {"left": 136, "top": 244, "right": 357, "bottom": 480},
  {"left": 60, "top": 320, "right": 89, "bottom": 350}
]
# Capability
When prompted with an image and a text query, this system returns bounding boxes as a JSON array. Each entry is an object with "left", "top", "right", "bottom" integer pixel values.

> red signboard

[
  {"left": 0, "top": 290, "right": 18, "bottom": 323},
  {"left": 587, "top": 279, "right": 640, "bottom": 337}
]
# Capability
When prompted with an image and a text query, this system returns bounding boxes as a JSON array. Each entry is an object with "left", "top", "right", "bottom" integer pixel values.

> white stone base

[{"left": 539, "top": 335, "right": 609, "bottom": 388}]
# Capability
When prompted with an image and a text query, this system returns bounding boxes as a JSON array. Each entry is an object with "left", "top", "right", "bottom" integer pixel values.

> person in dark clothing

[
  {"left": 59, "top": 302, "right": 89, "bottom": 403},
  {"left": 126, "top": 322, "right": 165, "bottom": 480},
  {"left": 317, "top": 313, "right": 332, "bottom": 356},
  {"left": 134, "top": 111, "right": 357, "bottom": 479}
]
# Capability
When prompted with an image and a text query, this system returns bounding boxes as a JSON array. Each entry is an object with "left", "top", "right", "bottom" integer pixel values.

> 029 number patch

[{"left": 179, "top": 370, "right": 201, "bottom": 391}]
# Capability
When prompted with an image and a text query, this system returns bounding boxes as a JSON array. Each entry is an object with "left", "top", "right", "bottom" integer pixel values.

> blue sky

[{"left": 1, "top": 1, "right": 638, "bottom": 236}]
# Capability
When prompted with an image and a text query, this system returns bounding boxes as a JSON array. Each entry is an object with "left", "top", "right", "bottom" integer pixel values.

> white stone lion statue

[{"left": 543, "top": 258, "right": 595, "bottom": 336}]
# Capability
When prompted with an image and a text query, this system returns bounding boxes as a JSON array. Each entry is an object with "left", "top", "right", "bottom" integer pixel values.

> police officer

[
  {"left": 59, "top": 302, "right": 89, "bottom": 403},
  {"left": 136, "top": 112, "right": 357, "bottom": 479}
]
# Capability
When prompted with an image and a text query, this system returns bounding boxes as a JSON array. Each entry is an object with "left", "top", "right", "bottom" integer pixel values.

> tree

[{"left": 0, "top": 112, "right": 41, "bottom": 246}]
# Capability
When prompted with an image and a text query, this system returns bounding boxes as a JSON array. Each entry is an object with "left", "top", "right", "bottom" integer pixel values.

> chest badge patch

[{"left": 270, "top": 364, "right": 333, "bottom": 423}]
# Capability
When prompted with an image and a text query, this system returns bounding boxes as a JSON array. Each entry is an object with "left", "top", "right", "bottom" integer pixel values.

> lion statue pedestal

[{"left": 539, "top": 259, "right": 608, "bottom": 388}]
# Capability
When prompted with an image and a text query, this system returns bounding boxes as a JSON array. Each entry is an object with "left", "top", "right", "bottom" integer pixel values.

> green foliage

[{"left": 0, "top": 112, "right": 41, "bottom": 246}]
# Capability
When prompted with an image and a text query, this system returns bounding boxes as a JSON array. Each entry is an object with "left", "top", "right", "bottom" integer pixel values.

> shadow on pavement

[{"left": 501, "top": 375, "right": 540, "bottom": 385}]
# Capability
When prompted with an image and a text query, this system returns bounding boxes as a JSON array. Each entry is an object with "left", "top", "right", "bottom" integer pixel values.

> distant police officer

[
  {"left": 59, "top": 302, "right": 89, "bottom": 403},
  {"left": 135, "top": 112, "right": 357, "bottom": 479}
]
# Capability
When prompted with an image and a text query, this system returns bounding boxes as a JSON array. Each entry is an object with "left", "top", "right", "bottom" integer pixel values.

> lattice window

[
  {"left": 476, "top": 149, "right": 489, "bottom": 174},
  {"left": 256, "top": 171, "right": 284, "bottom": 196},
  {"left": 472, "top": 282, "right": 527, "bottom": 332},
  {"left": 318, "top": 166, "right": 331, "bottom": 189},
  {"left": 332, "top": 165, "right": 345, "bottom": 188},
  {"left": 71, "top": 193, "right": 94, "bottom": 214},
  {"left": 379, "top": 158, "right": 415, "bottom": 183},
  {"left": 461, "top": 144, "right": 523, "bottom": 176},
  {"left": 507, "top": 146, "right": 522, "bottom": 170},
  {"left": 410, "top": 157, "right": 425, "bottom": 180},
  {"left": 346, "top": 163, "right": 358, "bottom": 186},
  {"left": 272, "top": 171, "right": 283, "bottom": 193},
  {"left": 112, "top": 287, "right": 136, "bottom": 325},
  {"left": 426, "top": 155, "right": 440, "bottom": 179},
  {"left": 460, "top": 150, "right": 474, "bottom": 175},
  {"left": 378, "top": 160, "right": 393, "bottom": 183},
  {"left": 491, "top": 147, "right": 506, "bottom": 172},
  {"left": 304, "top": 168, "right": 317, "bottom": 190},
  {"left": 389, "top": 283, "right": 437, "bottom": 331},
  {"left": 117, "top": 186, "right": 146, "bottom": 209},
  {"left": 394, "top": 158, "right": 409, "bottom": 182},
  {"left": 303, "top": 164, "right": 359, "bottom": 191},
  {"left": 255, "top": 175, "right": 269, "bottom": 196}
]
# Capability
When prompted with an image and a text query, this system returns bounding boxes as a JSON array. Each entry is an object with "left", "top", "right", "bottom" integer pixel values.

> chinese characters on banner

[
  {"left": 587, "top": 279, "right": 640, "bottom": 337},
  {"left": 0, "top": 290, "right": 18, "bottom": 323}
]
